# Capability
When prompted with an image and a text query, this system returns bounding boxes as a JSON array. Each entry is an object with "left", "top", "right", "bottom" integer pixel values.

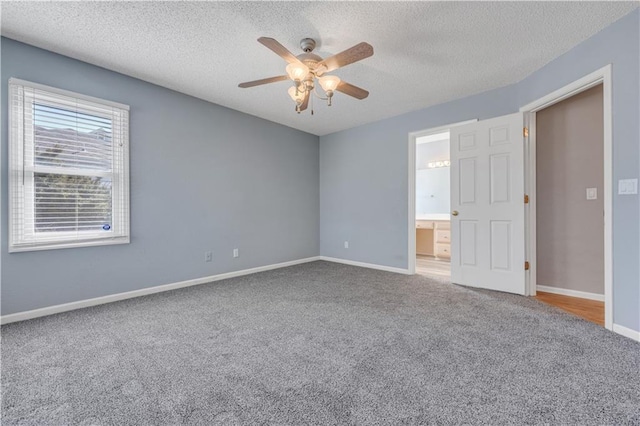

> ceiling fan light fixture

[
  {"left": 239, "top": 37, "right": 372, "bottom": 114},
  {"left": 286, "top": 63, "right": 309, "bottom": 82},
  {"left": 287, "top": 86, "right": 305, "bottom": 103},
  {"left": 319, "top": 75, "right": 341, "bottom": 93}
]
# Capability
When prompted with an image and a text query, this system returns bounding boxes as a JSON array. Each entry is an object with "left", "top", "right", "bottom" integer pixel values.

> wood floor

[
  {"left": 534, "top": 291, "right": 604, "bottom": 326},
  {"left": 416, "top": 255, "right": 450, "bottom": 277},
  {"left": 416, "top": 257, "right": 603, "bottom": 326}
]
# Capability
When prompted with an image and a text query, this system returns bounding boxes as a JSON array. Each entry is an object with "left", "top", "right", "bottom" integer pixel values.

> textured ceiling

[{"left": 1, "top": 2, "right": 637, "bottom": 136}]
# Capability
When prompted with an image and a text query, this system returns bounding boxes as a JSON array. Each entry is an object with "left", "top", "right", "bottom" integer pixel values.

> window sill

[{"left": 8, "top": 236, "right": 130, "bottom": 253}]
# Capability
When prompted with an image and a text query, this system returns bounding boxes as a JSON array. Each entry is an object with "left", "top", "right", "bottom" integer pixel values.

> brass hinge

[
  {"left": 525, "top": 261, "right": 530, "bottom": 271},
  {"left": 524, "top": 194, "right": 529, "bottom": 204},
  {"left": 523, "top": 127, "right": 529, "bottom": 137}
]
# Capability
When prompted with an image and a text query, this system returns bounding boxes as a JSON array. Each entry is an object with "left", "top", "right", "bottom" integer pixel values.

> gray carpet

[{"left": 2, "top": 261, "right": 639, "bottom": 425}]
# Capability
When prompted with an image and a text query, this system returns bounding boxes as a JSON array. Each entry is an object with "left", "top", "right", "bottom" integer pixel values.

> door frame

[
  {"left": 408, "top": 119, "right": 478, "bottom": 275},
  {"left": 519, "top": 64, "right": 613, "bottom": 330}
]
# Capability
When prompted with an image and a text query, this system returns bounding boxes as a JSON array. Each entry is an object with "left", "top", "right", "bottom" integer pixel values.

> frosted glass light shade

[
  {"left": 286, "top": 63, "right": 309, "bottom": 81},
  {"left": 319, "top": 75, "right": 341, "bottom": 92},
  {"left": 288, "top": 86, "right": 305, "bottom": 103}
]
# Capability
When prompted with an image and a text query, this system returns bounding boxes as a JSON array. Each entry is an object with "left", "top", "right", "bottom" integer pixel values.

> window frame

[{"left": 8, "top": 78, "right": 130, "bottom": 252}]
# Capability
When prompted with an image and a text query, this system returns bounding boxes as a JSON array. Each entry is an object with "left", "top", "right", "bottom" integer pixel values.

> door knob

[{"left": 452, "top": 210, "right": 459, "bottom": 216}]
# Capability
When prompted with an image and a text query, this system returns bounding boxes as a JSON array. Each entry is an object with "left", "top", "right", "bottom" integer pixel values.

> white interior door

[{"left": 450, "top": 113, "right": 526, "bottom": 294}]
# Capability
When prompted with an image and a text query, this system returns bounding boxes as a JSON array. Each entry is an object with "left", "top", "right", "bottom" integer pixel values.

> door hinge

[
  {"left": 523, "top": 127, "right": 529, "bottom": 137},
  {"left": 525, "top": 261, "right": 530, "bottom": 271},
  {"left": 524, "top": 194, "right": 529, "bottom": 204}
]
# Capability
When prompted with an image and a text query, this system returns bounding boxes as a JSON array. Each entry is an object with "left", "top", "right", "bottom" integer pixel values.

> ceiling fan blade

[
  {"left": 238, "top": 75, "right": 289, "bottom": 88},
  {"left": 258, "top": 37, "right": 305, "bottom": 65},
  {"left": 335, "top": 81, "right": 369, "bottom": 100},
  {"left": 299, "top": 90, "right": 310, "bottom": 112},
  {"left": 317, "top": 42, "right": 373, "bottom": 72}
]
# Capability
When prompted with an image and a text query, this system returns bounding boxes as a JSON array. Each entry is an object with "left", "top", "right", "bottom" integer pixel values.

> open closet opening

[{"left": 532, "top": 83, "right": 606, "bottom": 327}]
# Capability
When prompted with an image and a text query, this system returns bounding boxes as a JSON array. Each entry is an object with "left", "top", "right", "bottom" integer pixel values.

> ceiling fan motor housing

[
  {"left": 297, "top": 52, "right": 323, "bottom": 74},
  {"left": 298, "top": 39, "right": 323, "bottom": 74},
  {"left": 300, "top": 38, "right": 316, "bottom": 53}
]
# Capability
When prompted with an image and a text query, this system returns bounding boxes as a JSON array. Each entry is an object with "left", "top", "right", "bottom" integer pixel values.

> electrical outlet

[
  {"left": 618, "top": 179, "right": 638, "bottom": 195},
  {"left": 205, "top": 251, "right": 213, "bottom": 262},
  {"left": 233, "top": 248, "right": 239, "bottom": 258},
  {"left": 586, "top": 187, "right": 597, "bottom": 200},
  {"left": 344, "top": 241, "right": 349, "bottom": 249}
]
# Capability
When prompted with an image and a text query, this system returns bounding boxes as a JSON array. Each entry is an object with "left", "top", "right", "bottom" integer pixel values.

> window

[{"left": 9, "top": 79, "right": 130, "bottom": 252}]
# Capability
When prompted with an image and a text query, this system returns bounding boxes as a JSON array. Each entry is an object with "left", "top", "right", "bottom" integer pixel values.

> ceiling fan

[{"left": 238, "top": 37, "right": 373, "bottom": 114}]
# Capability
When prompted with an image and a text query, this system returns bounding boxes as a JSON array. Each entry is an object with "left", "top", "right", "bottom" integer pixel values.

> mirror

[{"left": 416, "top": 132, "right": 450, "bottom": 218}]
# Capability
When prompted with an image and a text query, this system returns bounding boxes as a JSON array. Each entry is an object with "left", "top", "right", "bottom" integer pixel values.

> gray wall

[
  {"left": 1, "top": 37, "right": 320, "bottom": 315},
  {"left": 320, "top": 9, "right": 639, "bottom": 332},
  {"left": 536, "top": 85, "right": 604, "bottom": 295}
]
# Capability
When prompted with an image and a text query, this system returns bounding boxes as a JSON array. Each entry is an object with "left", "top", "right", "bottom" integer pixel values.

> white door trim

[
  {"left": 408, "top": 119, "right": 478, "bottom": 275},
  {"left": 519, "top": 64, "right": 613, "bottom": 330}
]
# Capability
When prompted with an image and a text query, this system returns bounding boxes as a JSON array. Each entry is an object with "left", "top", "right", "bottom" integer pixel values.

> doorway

[
  {"left": 415, "top": 131, "right": 452, "bottom": 277},
  {"left": 521, "top": 65, "right": 613, "bottom": 329},
  {"left": 408, "top": 119, "right": 477, "bottom": 277},
  {"left": 534, "top": 85, "right": 605, "bottom": 326}
]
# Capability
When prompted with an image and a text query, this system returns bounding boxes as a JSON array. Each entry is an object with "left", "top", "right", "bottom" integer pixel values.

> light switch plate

[
  {"left": 586, "top": 187, "right": 597, "bottom": 200},
  {"left": 618, "top": 179, "right": 638, "bottom": 195}
]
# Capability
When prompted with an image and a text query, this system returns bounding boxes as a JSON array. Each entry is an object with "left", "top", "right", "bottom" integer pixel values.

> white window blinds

[{"left": 9, "top": 78, "right": 130, "bottom": 252}]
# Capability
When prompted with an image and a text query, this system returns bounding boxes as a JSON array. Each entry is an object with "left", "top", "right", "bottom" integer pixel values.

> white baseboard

[
  {"left": 5, "top": 255, "right": 637, "bottom": 343},
  {"left": 319, "top": 256, "right": 411, "bottom": 275},
  {"left": 0, "top": 256, "right": 321, "bottom": 325},
  {"left": 536, "top": 285, "right": 604, "bottom": 302},
  {"left": 613, "top": 323, "right": 640, "bottom": 342}
]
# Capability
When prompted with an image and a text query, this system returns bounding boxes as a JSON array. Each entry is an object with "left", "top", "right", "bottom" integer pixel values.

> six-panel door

[{"left": 450, "top": 113, "right": 526, "bottom": 295}]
